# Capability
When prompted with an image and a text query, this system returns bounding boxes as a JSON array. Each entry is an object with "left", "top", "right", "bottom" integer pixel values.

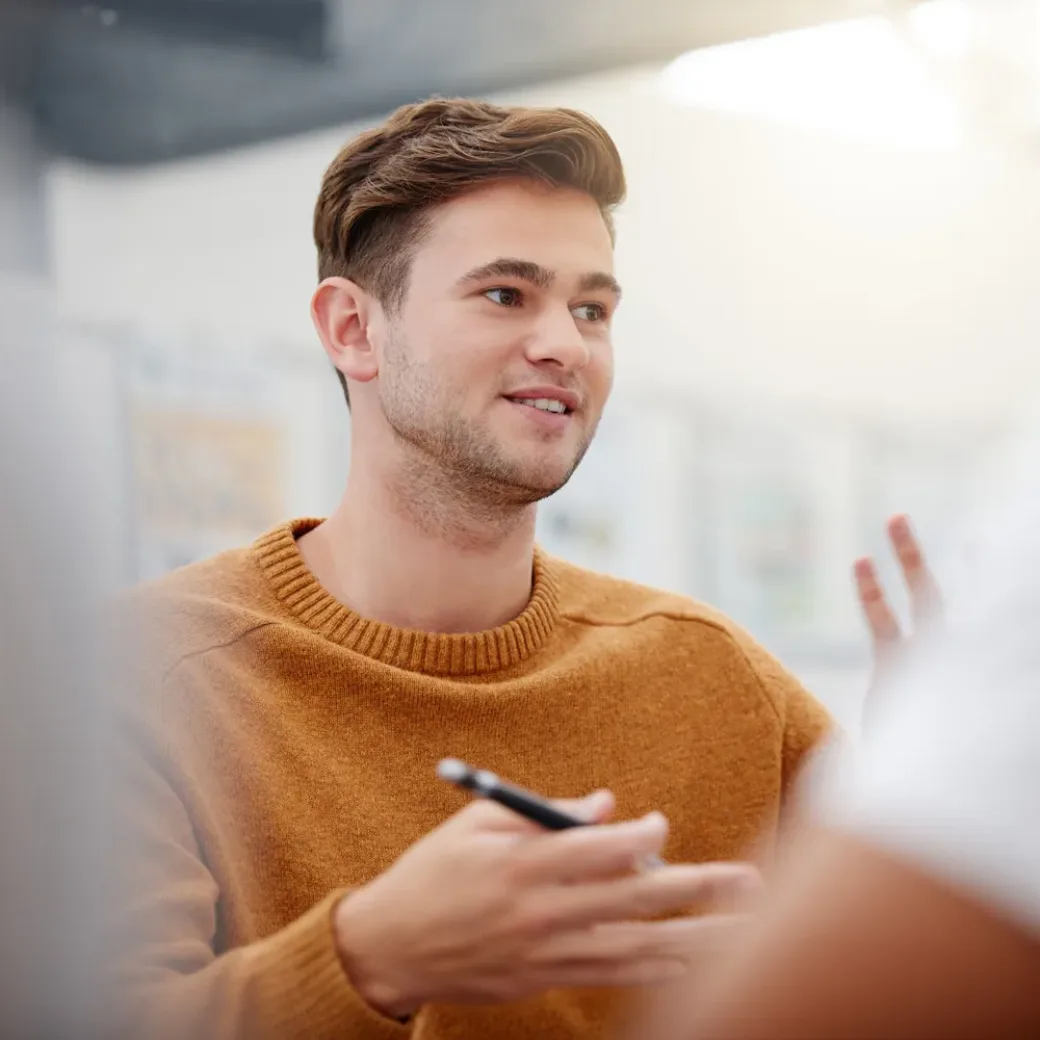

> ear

[{"left": 310, "top": 277, "right": 381, "bottom": 390}]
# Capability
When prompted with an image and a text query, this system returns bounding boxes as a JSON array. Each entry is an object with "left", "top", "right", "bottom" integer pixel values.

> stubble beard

[{"left": 378, "top": 335, "right": 596, "bottom": 538}]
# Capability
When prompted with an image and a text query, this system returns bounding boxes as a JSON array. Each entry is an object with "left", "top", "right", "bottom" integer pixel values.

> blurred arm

[{"left": 647, "top": 825, "right": 1040, "bottom": 1040}]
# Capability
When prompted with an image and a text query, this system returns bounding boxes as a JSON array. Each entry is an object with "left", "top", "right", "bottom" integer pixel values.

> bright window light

[
  {"left": 659, "top": 17, "right": 963, "bottom": 151},
  {"left": 907, "top": 1, "right": 979, "bottom": 61}
]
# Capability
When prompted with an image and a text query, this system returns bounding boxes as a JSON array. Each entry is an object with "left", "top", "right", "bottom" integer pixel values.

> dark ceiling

[{"left": 2, "top": 0, "right": 877, "bottom": 166}]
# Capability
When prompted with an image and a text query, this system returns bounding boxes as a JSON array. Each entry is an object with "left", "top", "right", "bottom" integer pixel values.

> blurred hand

[
  {"left": 334, "top": 792, "right": 760, "bottom": 1019},
  {"left": 854, "top": 515, "right": 943, "bottom": 724}
]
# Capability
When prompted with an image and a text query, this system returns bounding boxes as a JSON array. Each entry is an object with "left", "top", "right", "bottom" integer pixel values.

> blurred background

[{"left": 5, "top": 0, "right": 1040, "bottom": 735}]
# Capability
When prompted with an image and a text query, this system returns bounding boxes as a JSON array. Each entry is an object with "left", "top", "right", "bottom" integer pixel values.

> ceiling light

[
  {"left": 906, "top": 1, "right": 979, "bottom": 61},
  {"left": 660, "top": 16, "right": 963, "bottom": 151}
]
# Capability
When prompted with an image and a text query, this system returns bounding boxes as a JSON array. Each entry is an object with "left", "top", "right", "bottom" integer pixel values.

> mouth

[{"left": 504, "top": 396, "right": 573, "bottom": 416}]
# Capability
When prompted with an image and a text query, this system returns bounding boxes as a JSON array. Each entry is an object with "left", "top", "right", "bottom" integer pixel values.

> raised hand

[{"left": 854, "top": 515, "right": 942, "bottom": 723}]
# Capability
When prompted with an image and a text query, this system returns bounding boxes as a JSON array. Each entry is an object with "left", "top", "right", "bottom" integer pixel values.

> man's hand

[
  {"left": 854, "top": 514, "right": 942, "bottom": 722},
  {"left": 334, "top": 791, "right": 760, "bottom": 1019}
]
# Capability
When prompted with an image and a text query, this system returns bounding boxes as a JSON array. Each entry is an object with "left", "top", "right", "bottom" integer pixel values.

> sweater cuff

[{"left": 251, "top": 889, "right": 414, "bottom": 1040}]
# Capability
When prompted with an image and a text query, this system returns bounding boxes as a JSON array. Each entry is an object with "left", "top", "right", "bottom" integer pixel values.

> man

[
  {"left": 111, "top": 97, "right": 922, "bottom": 1039},
  {"left": 633, "top": 418, "right": 1040, "bottom": 1039}
]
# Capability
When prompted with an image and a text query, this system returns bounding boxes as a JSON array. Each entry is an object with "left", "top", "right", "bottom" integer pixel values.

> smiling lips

[
  {"left": 511, "top": 397, "right": 568, "bottom": 415},
  {"left": 503, "top": 387, "right": 580, "bottom": 417}
]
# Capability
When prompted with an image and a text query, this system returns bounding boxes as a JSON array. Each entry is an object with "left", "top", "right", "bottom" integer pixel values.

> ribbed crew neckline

[{"left": 251, "top": 519, "right": 561, "bottom": 676}]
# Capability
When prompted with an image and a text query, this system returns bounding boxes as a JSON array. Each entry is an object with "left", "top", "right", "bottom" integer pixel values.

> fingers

[
  {"left": 887, "top": 515, "right": 942, "bottom": 627},
  {"left": 537, "top": 862, "right": 760, "bottom": 932},
  {"left": 513, "top": 811, "right": 670, "bottom": 884},
  {"left": 532, "top": 914, "right": 750, "bottom": 967},
  {"left": 853, "top": 556, "right": 901, "bottom": 646},
  {"left": 856, "top": 516, "right": 942, "bottom": 651},
  {"left": 529, "top": 915, "right": 753, "bottom": 991},
  {"left": 552, "top": 790, "right": 616, "bottom": 825},
  {"left": 548, "top": 958, "right": 689, "bottom": 989}
]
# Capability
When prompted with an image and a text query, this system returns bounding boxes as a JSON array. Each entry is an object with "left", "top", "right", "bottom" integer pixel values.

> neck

[{"left": 298, "top": 452, "right": 539, "bottom": 634}]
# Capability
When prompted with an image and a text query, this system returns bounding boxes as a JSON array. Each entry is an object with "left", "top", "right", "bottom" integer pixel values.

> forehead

[{"left": 412, "top": 179, "right": 615, "bottom": 279}]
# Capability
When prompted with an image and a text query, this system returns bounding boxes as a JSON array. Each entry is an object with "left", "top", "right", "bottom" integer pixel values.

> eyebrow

[{"left": 455, "top": 257, "right": 622, "bottom": 301}]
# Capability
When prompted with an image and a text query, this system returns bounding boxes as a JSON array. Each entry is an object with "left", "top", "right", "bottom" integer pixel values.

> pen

[{"left": 436, "top": 757, "right": 665, "bottom": 868}]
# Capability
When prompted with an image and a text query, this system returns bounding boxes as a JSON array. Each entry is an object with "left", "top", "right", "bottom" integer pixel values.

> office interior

[{"left": 7, "top": 0, "right": 1040, "bottom": 736}]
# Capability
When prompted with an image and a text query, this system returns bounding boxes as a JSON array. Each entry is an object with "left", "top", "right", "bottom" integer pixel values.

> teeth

[{"left": 515, "top": 398, "right": 567, "bottom": 414}]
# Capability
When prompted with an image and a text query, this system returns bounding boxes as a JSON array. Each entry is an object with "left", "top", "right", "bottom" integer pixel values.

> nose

[{"left": 523, "top": 307, "right": 590, "bottom": 373}]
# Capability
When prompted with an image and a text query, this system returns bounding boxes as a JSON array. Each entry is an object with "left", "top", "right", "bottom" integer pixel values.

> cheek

[
  {"left": 424, "top": 306, "right": 518, "bottom": 362},
  {"left": 588, "top": 336, "right": 615, "bottom": 398},
  {"left": 450, "top": 320, "right": 526, "bottom": 379}
]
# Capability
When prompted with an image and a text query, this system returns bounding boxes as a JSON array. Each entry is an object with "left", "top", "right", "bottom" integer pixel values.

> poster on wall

[
  {"left": 709, "top": 459, "right": 819, "bottom": 640},
  {"left": 693, "top": 413, "right": 864, "bottom": 653},
  {"left": 123, "top": 332, "right": 291, "bottom": 581},
  {"left": 130, "top": 406, "right": 286, "bottom": 578},
  {"left": 858, "top": 429, "right": 988, "bottom": 624},
  {"left": 716, "top": 471, "right": 817, "bottom": 630}
]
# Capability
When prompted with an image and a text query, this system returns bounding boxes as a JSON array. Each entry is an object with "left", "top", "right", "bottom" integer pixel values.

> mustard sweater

[{"left": 111, "top": 518, "right": 831, "bottom": 1040}]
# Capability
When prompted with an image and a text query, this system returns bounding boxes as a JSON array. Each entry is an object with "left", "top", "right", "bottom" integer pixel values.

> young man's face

[{"left": 373, "top": 178, "right": 618, "bottom": 504}]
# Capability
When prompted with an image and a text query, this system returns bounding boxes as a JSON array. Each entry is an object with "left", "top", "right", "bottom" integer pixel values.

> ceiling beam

[{"left": 3, "top": 0, "right": 883, "bottom": 165}]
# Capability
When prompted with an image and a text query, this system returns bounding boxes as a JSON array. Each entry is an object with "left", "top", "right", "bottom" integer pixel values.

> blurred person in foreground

[
  {"left": 0, "top": 281, "right": 108, "bottom": 1034},
  {"left": 632, "top": 417, "right": 1040, "bottom": 1039},
  {"left": 110, "top": 98, "right": 930, "bottom": 1040}
]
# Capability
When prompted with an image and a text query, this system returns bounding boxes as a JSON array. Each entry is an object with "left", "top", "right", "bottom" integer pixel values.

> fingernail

[{"left": 573, "top": 790, "right": 613, "bottom": 821}]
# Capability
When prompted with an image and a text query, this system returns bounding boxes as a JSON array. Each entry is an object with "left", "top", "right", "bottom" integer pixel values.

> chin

[
  {"left": 506, "top": 457, "right": 581, "bottom": 501},
  {"left": 469, "top": 434, "right": 589, "bottom": 502}
]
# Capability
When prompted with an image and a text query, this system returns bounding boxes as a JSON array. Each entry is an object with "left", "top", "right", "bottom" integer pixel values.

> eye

[
  {"left": 484, "top": 287, "right": 523, "bottom": 307},
  {"left": 571, "top": 302, "right": 608, "bottom": 322}
]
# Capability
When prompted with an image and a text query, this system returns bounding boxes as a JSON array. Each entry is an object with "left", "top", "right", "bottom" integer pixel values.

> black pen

[{"left": 436, "top": 758, "right": 665, "bottom": 868}]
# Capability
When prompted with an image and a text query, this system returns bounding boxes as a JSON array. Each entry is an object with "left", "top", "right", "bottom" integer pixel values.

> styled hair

[{"left": 313, "top": 97, "right": 627, "bottom": 406}]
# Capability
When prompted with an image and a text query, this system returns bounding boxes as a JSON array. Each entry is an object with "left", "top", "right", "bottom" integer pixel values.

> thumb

[{"left": 553, "top": 789, "right": 616, "bottom": 824}]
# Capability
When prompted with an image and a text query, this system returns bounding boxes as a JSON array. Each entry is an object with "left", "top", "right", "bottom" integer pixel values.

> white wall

[
  {"left": 44, "top": 61, "right": 1040, "bottom": 721},
  {"left": 48, "top": 64, "right": 1040, "bottom": 428}
]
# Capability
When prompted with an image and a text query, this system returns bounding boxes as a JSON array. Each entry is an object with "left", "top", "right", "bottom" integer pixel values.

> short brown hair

[{"left": 313, "top": 97, "right": 627, "bottom": 406}]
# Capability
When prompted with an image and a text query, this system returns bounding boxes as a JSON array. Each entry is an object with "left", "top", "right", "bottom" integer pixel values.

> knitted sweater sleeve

[
  {"left": 723, "top": 624, "right": 836, "bottom": 800},
  {"left": 105, "top": 684, "right": 412, "bottom": 1040}
]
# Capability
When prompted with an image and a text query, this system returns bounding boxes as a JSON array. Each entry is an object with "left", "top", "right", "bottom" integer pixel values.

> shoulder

[
  {"left": 547, "top": 553, "right": 831, "bottom": 733},
  {"left": 549, "top": 552, "right": 749, "bottom": 643},
  {"left": 113, "top": 535, "right": 287, "bottom": 682}
]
